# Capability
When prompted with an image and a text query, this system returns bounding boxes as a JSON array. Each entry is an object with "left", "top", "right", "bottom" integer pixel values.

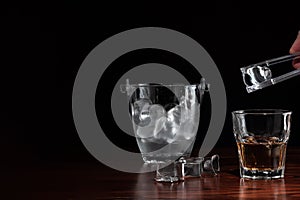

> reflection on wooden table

[{"left": 2, "top": 147, "right": 300, "bottom": 199}]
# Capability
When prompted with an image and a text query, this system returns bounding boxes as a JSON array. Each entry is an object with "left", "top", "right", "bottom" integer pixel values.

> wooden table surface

[{"left": 2, "top": 146, "right": 300, "bottom": 199}]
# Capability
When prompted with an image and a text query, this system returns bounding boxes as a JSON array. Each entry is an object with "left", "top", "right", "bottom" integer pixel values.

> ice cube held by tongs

[{"left": 240, "top": 52, "right": 300, "bottom": 93}]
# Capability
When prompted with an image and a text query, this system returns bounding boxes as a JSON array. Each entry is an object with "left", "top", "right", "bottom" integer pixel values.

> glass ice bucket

[{"left": 121, "top": 78, "right": 209, "bottom": 164}]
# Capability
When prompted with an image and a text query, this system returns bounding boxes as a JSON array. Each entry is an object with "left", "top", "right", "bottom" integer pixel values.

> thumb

[{"left": 290, "top": 30, "right": 300, "bottom": 54}]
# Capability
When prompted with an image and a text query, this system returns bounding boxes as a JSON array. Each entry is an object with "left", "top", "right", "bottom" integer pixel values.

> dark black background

[{"left": 1, "top": 1, "right": 299, "bottom": 164}]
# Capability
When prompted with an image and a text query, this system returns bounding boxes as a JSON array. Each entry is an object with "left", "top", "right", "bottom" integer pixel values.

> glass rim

[
  {"left": 126, "top": 83, "right": 200, "bottom": 88},
  {"left": 120, "top": 78, "right": 209, "bottom": 94},
  {"left": 232, "top": 109, "right": 292, "bottom": 115}
]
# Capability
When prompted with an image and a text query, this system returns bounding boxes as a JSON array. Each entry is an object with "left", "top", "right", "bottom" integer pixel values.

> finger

[{"left": 292, "top": 59, "right": 300, "bottom": 69}]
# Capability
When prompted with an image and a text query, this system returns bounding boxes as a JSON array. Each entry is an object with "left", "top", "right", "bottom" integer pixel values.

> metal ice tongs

[{"left": 240, "top": 52, "right": 300, "bottom": 93}]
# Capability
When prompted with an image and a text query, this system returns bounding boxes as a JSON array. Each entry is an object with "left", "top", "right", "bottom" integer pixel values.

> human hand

[{"left": 289, "top": 31, "right": 300, "bottom": 69}]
